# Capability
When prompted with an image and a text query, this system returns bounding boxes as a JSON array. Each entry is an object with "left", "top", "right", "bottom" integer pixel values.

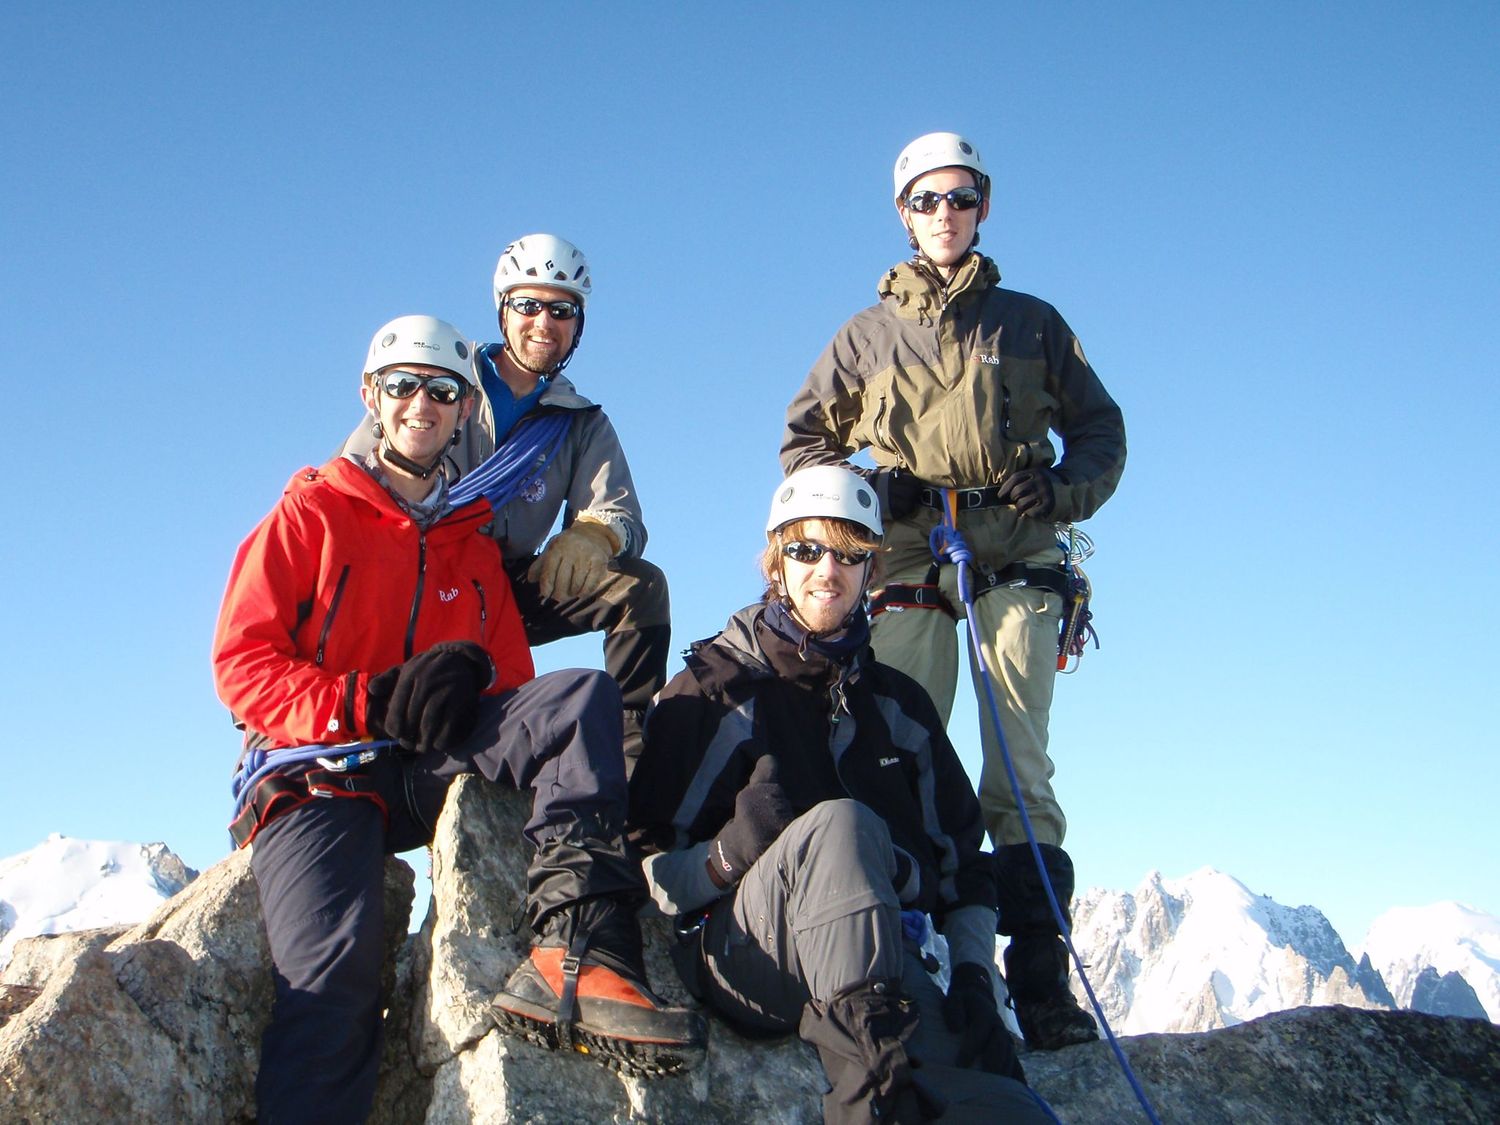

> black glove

[
  {"left": 706, "top": 756, "right": 795, "bottom": 887},
  {"left": 872, "top": 467, "right": 923, "bottom": 522},
  {"left": 943, "top": 962, "right": 1025, "bottom": 1081},
  {"left": 995, "top": 469, "right": 1059, "bottom": 520},
  {"left": 365, "top": 641, "right": 492, "bottom": 756}
]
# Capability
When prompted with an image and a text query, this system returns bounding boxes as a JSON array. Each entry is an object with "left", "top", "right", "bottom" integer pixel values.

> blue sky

[{"left": 3, "top": 2, "right": 1496, "bottom": 947}]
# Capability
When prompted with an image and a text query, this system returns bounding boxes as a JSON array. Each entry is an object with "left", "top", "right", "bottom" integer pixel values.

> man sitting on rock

[
  {"left": 213, "top": 315, "right": 702, "bottom": 1124},
  {"left": 629, "top": 466, "right": 1049, "bottom": 1123}
]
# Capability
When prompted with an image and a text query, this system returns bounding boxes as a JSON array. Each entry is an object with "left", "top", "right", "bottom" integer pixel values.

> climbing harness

[
  {"left": 869, "top": 564, "right": 956, "bottom": 619},
  {"left": 927, "top": 490, "right": 1161, "bottom": 1125},
  {"left": 227, "top": 740, "right": 394, "bottom": 849}
]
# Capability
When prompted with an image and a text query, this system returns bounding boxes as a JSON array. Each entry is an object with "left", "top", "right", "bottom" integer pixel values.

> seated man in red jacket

[
  {"left": 630, "top": 466, "right": 1048, "bottom": 1124},
  {"left": 214, "top": 315, "right": 701, "bottom": 1125}
]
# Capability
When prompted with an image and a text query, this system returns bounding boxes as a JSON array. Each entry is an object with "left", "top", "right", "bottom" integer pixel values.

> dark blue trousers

[{"left": 250, "top": 669, "right": 632, "bottom": 1124}]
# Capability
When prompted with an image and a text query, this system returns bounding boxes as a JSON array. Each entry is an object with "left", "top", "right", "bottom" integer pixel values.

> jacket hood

[
  {"left": 688, "top": 602, "right": 869, "bottom": 696},
  {"left": 692, "top": 604, "right": 772, "bottom": 680},
  {"left": 287, "top": 458, "right": 493, "bottom": 538},
  {"left": 877, "top": 253, "right": 1001, "bottom": 322}
]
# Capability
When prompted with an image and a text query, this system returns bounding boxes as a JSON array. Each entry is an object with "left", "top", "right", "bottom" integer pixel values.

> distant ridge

[
  {"left": 0, "top": 834, "right": 197, "bottom": 967},
  {"left": 1068, "top": 867, "right": 1498, "bottom": 1033}
]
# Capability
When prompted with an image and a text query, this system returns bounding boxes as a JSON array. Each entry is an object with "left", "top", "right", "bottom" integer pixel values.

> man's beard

[{"left": 511, "top": 339, "right": 565, "bottom": 374}]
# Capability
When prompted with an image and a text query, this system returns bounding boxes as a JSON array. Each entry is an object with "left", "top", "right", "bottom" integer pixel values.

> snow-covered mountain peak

[
  {"left": 0, "top": 834, "right": 197, "bottom": 967},
  {"left": 1357, "top": 901, "right": 1500, "bottom": 1021},
  {"left": 1071, "top": 867, "right": 1386, "bottom": 1034}
]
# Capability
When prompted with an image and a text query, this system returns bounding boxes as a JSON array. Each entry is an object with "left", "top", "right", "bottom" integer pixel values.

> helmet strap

[{"left": 379, "top": 442, "right": 445, "bottom": 481}]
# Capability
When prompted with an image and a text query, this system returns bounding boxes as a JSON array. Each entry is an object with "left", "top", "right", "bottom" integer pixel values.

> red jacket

[{"left": 213, "top": 458, "right": 534, "bottom": 750}]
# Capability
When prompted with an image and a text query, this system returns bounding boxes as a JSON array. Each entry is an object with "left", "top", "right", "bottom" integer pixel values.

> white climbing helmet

[
  {"left": 766, "top": 465, "right": 883, "bottom": 539},
  {"left": 362, "top": 315, "right": 477, "bottom": 386},
  {"left": 892, "top": 131, "right": 990, "bottom": 207},
  {"left": 492, "top": 233, "right": 592, "bottom": 309}
]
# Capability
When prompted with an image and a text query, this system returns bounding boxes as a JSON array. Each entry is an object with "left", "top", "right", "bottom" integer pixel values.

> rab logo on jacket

[
  {"left": 880, "top": 756, "right": 900, "bottom": 767},
  {"left": 438, "top": 587, "right": 460, "bottom": 602}
]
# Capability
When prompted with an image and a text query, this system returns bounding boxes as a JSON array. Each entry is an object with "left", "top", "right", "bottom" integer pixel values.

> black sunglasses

[
  {"left": 782, "top": 541, "right": 875, "bottom": 567},
  {"left": 904, "top": 186, "right": 983, "bottom": 214},
  {"left": 504, "top": 296, "right": 581, "bottom": 321},
  {"left": 379, "top": 370, "right": 466, "bottom": 405}
]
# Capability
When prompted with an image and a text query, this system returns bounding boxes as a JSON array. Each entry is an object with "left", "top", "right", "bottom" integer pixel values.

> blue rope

[
  {"left": 929, "top": 502, "right": 1162, "bottom": 1125},
  {"left": 448, "top": 411, "right": 571, "bottom": 510}
]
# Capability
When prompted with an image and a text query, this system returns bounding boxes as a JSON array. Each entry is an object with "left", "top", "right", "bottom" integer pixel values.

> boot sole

[{"left": 490, "top": 993, "right": 706, "bottom": 1079}]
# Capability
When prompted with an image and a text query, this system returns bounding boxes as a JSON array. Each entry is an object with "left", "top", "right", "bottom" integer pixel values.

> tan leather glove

[{"left": 527, "top": 518, "right": 620, "bottom": 601}]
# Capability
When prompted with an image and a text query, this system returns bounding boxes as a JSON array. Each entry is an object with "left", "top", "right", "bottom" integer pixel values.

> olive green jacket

[{"left": 781, "top": 254, "right": 1126, "bottom": 560}]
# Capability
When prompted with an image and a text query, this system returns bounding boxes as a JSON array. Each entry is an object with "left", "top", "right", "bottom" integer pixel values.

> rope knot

[{"left": 928, "top": 524, "right": 973, "bottom": 567}]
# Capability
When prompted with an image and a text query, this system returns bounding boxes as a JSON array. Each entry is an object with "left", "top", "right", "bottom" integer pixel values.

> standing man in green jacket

[{"left": 781, "top": 131, "right": 1126, "bottom": 1050}]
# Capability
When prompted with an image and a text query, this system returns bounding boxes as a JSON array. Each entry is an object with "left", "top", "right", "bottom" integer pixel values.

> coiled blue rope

[
  {"left": 230, "top": 740, "right": 395, "bottom": 818},
  {"left": 448, "top": 411, "right": 571, "bottom": 510},
  {"left": 930, "top": 509, "right": 1162, "bottom": 1125}
]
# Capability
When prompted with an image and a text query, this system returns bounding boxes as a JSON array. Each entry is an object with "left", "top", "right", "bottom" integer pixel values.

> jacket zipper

[
  {"left": 404, "top": 534, "right": 427, "bottom": 660},
  {"left": 315, "top": 566, "right": 351, "bottom": 666},
  {"left": 873, "top": 394, "right": 891, "bottom": 451},
  {"left": 471, "top": 579, "right": 488, "bottom": 632},
  {"left": 827, "top": 664, "right": 856, "bottom": 794}
]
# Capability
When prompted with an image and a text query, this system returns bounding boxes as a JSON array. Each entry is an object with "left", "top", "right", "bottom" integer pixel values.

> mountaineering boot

[
  {"left": 799, "top": 978, "right": 945, "bottom": 1124},
  {"left": 1002, "top": 933, "right": 1098, "bottom": 1050},
  {"left": 491, "top": 896, "right": 706, "bottom": 1077},
  {"left": 994, "top": 843, "right": 1099, "bottom": 1051}
]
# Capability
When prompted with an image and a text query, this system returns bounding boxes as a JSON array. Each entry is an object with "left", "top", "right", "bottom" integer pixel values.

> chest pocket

[{"left": 998, "top": 357, "right": 1060, "bottom": 444}]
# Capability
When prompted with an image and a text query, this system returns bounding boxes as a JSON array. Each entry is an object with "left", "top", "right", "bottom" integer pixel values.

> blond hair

[{"left": 760, "top": 518, "right": 884, "bottom": 603}]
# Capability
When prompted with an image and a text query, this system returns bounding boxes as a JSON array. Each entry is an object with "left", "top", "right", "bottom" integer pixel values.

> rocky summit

[{"left": 3, "top": 778, "right": 1497, "bottom": 1123}]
